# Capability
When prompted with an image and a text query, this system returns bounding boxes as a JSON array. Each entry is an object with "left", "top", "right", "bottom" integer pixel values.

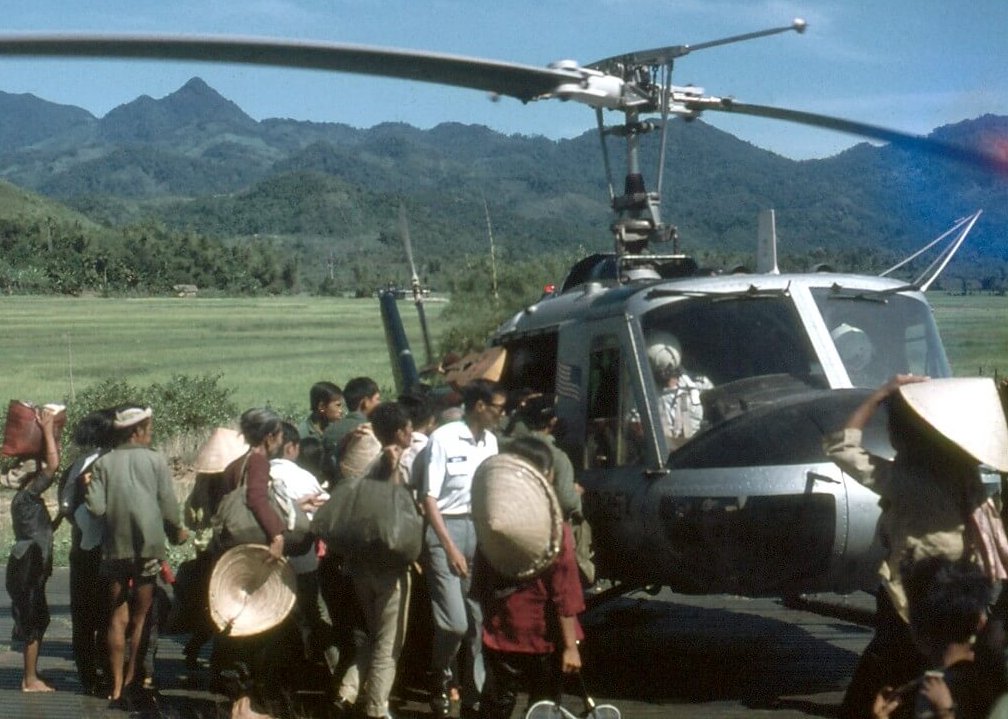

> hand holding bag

[{"left": 212, "top": 455, "right": 311, "bottom": 550}]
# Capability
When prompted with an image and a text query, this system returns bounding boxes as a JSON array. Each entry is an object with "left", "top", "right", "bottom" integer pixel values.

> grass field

[
  {"left": 929, "top": 293, "right": 1008, "bottom": 379},
  {"left": 0, "top": 292, "right": 1005, "bottom": 418},
  {"left": 0, "top": 295, "right": 444, "bottom": 417}
]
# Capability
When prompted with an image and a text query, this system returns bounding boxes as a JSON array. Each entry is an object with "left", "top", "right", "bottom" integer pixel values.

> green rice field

[
  {"left": 929, "top": 293, "right": 1008, "bottom": 380},
  {"left": 0, "top": 291, "right": 1004, "bottom": 420},
  {"left": 0, "top": 295, "right": 445, "bottom": 416}
]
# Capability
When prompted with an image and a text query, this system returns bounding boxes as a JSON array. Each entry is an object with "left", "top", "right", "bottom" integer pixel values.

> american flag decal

[{"left": 556, "top": 362, "right": 582, "bottom": 401}]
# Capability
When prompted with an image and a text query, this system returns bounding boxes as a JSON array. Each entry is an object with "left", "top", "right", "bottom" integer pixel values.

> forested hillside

[{"left": 0, "top": 78, "right": 1006, "bottom": 296}]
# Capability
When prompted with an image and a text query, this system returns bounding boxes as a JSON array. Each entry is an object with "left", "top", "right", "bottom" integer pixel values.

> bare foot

[{"left": 22, "top": 677, "right": 55, "bottom": 692}]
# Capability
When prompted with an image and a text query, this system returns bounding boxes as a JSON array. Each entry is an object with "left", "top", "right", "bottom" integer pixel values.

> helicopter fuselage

[{"left": 490, "top": 267, "right": 991, "bottom": 597}]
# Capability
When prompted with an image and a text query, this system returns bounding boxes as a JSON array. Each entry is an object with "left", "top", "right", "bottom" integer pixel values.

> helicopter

[{"left": 0, "top": 20, "right": 1003, "bottom": 601}]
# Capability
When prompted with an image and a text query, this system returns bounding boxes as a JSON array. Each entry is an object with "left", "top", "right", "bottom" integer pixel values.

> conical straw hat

[
  {"left": 194, "top": 427, "right": 248, "bottom": 474},
  {"left": 472, "top": 452, "right": 563, "bottom": 580},
  {"left": 208, "top": 544, "right": 297, "bottom": 637},
  {"left": 897, "top": 377, "right": 1008, "bottom": 472}
]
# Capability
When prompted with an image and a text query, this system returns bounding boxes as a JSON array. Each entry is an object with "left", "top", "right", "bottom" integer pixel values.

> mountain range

[{"left": 1, "top": 76, "right": 1006, "bottom": 288}]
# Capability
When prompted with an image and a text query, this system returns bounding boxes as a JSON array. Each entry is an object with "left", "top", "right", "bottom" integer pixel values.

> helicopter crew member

[
  {"left": 823, "top": 375, "right": 1008, "bottom": 719},
  {"left": 644, "top": 332, "right": 712, "bottom": 449},
  {"left": 423, "top": 379, "right": 505, "bottom": 718}
]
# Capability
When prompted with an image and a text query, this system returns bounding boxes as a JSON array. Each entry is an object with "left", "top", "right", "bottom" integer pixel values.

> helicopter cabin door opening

[{"left": 551, "top": 313, "right": 670, "bottom": 585}]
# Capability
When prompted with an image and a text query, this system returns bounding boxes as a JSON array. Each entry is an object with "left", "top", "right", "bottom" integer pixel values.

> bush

[{"left": 61, "top": 373, "right": 237, "bottom": 461}]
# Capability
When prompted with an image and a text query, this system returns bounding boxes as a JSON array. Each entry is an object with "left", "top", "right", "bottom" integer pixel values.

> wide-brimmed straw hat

[
  {"left": 194, "top": 427, "right": 249, "bottom": 474},
  {"left": 897, "top": 377, "right": 1008, "bottom": 472},
  {"left": 472, "top": 452, "right": 563, "bottom": 580},
  {"left": 208, "top": 544, "right": 297, "bottom": 637}
]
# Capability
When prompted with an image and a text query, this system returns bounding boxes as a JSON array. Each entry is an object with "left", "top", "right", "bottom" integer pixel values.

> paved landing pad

[{"left": 0, "top": 569, "right": 874, "bottom": 718}]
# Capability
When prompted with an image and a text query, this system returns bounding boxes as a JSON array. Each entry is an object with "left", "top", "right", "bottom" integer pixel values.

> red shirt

[{"left": 473, "top": 523, "right": 585, "bottom": 654}]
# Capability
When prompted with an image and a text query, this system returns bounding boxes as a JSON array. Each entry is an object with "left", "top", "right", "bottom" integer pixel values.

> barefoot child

[{"left": 5, "top": 407, "right": 61, "bottom": 692}]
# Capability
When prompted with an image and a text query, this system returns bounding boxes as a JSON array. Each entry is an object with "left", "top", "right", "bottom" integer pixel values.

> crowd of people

[
  {"left": 4, "top": 377, "right": 592, "bottom": 719},
  {"left": 5, "top": 371, "right": 1008, "bottom": 719}
]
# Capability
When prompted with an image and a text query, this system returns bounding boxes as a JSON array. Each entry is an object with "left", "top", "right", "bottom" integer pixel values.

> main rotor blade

[
  {"left": 589, "top": 18, "right": 805, "bottom": 72},
  {"left": 686, "top": 97, "right": 1007, "bottom": 172},
  {"left": 0, "top": 33, "right": 581, "bottom": 102}
]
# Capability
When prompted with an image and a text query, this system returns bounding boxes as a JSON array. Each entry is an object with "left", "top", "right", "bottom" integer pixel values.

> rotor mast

[{"left": 590, "top": 18, "right": 807, "bottom": 256}]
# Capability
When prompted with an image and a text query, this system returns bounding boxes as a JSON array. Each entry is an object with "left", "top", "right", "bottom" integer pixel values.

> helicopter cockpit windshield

[
  {"left": 812, "top": 287, "right": 951, "bottom": 387},
  {"left": 634, "top": 285, "right": 952, "bottom": 457},
  {"left": 642, "top": 294, "right": 824, "bottom": 391},
  {"left": 636, "top": 294, "right": 823, "bottom": 453}
]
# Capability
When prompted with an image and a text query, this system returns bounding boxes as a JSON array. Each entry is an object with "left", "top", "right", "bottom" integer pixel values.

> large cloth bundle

[
  {"left": 311, "top": 476, "right": 422, "bottom": 568},
  {"left": 193, "top": 427, "right": 248, "bottom": 473},
  {"left": 2, "top": 400, "right": 66, "bottom": 458},
  {"left": 472, "top": 453, "right": 563, "bottom": 580},
  {"left": 338, "top": 423, "right": 382, "bottom": 480}
]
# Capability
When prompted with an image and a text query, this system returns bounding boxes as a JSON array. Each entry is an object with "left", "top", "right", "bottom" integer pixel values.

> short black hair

[
  {"left": 279, "top": 421, "right": 300, "bottom": 447},
  {"left": 398, "top": 390, "right": 434, "bottom": 428},
  {"left": 505, "top": 435, "right": 554, "bottom": 476},
  {"left": 515, "top": 393, "right": 556, "bottom": 432},
  {"left": 297, "top": 436, "right": 326, "bottom": 479},
  {"left": 73, "top": 408, "right": 118, "bottom": 451},
  {"left": 344, "top": 377, "right": 380, "bottom": 413},
  {"left": 904, "top": 556, "right": 991, "bottom": 645},
  {"left": 309, "top": 381, "right": 343, "bottom": 411},
  {"left": 461, "top": 379, "right": 501, "bottom": 413},
  {"left": 370, "top": 402, "right": 410, "bottom": 446}
]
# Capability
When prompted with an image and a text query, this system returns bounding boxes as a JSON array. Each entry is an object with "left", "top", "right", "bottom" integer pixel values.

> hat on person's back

[
  {"left": 113, "top": 406, "right": 152, "bottom": 429},
  {"left": 194, "top": 427, "right": 248, "bottom": 474},
  {"left": 897, "top": 377, "right": 1008, "bottom": 472},
  {"left": 208, "top": 544, "right": 297, "bottom": 637},
  {"left": 471, "top": 452, "right": 563, "bottom": 580}
]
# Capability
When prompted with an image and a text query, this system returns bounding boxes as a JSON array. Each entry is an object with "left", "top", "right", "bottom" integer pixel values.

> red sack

[{"left": 2, "top": 400, "right": 66, "bottom": 458}]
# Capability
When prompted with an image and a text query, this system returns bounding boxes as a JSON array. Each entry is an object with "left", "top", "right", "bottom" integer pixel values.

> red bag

[{"left": 2, "top": 400, "right": 66, "bottom": 458}]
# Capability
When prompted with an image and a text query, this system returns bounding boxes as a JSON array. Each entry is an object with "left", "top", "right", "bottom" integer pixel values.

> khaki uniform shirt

[{"left": 823, "top": 427, "right": 971, "bottom": 621}]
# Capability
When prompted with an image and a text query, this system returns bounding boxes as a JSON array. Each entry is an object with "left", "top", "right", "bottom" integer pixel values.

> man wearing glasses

[{"left": 423, "top": 379, "right": 506, "bottom": 719}]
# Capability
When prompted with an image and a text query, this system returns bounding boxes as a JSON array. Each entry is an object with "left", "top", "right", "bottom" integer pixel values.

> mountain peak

[{"left": 98, "top": 76, "right": 256, "bottom": 143}]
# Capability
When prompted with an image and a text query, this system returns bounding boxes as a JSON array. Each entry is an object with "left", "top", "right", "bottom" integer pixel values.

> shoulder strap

[{"left": 238, "top": 452, "right": 251, "bottom": 488}]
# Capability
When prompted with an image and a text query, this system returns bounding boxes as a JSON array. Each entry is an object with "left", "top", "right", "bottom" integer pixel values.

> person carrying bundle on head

[{"left": 5, "top": 405, "right": 62, "bottom": 693}]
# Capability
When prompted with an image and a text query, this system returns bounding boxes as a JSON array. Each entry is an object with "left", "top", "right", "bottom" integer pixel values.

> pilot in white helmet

[
  {"left": 645, "top": 331, "right": 712, "bottom": 448},
  {"left": 830, "top": 322, "right": 875, "bottom": 386}
]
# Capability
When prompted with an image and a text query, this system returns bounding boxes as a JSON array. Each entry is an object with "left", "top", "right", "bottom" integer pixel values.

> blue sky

[{"left": 2, "top": 1, "right": 1006, "bottom": 159}]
